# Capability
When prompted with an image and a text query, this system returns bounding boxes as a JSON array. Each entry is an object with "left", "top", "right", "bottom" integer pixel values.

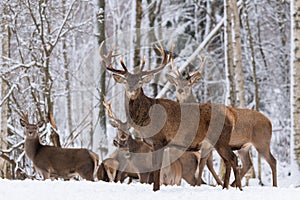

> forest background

[{"left": 0, "top": 0, "right": 299, "bottom": 186}]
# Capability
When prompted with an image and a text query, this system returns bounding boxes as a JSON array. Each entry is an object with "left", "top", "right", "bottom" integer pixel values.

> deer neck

[
  {"left": 24, "top": 137, "right": 42, "bottom": 161},
  {"left": 128, "top": 88, "right": 154, "bottom": 126},
  {"left": 184, "top": 93, "right": 197, "bottom": 103}
]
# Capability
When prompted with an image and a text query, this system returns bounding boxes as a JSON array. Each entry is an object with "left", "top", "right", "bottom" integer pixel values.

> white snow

[{"left": 1, "top": 179, "right": 300, "bottom": 200}]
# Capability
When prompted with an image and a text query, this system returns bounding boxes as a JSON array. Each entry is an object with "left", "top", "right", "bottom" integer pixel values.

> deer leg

[
  {"left": 255, "top": 147, "right": 277, "bottom": 187},
  {"left": 152, "top": 143, "right": 164, "bottom": 191},
  {"left": 77, "top": 163, "right": 94, "bottom": 181},
  {"left": 231, "top": 146, "right": 253, "bottom": 187},
  {"left": 206, "top": 151, "right": 223, "bottom": 186},
  {"left": 216, "top": 146, "right": 242, "bottom": 190},
  {"left": 196, "top": 151, "right": 209, "bottom": 186}
]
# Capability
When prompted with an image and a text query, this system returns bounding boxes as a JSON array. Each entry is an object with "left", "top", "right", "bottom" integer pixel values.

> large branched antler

[
  {"left": 170, "top": 58, "right": 181, "bottom": 78},
  {"left": 99, "top": 41, "right": 126, "bottom": 74},
  {"left": 20, "top": 111, "right": 29, "bottom": 123},
  {"left": 186, "top": 55, "right": 206, "bottom": 85},
  {"left": 140, "top": 43, "right": 173, "bottom": 76},
  {"left": 103, "top": 100, "right": 125, "bottom": 127}
]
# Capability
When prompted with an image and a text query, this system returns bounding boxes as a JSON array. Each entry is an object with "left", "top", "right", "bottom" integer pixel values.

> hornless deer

[
  {"left": 97, "top": 157, "right": 120, "bottom": 182},
  {"left": 100, "top": 43, "right": 241, "bottom": 191},
  {"left": 20, "top": 113, "right": 99, "bottom": 181},
  {"left": 166, "top": 59, "right": 223, "bottom": 186},
  {"left": 166, "top": 61, "right": 277, "bottom": 187}
]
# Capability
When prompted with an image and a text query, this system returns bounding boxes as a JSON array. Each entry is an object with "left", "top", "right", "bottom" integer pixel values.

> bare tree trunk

[
  {"left": 134, "top": 0, "right": 143, "bottom": 72},
  {"left": 231, "top": 0, "right": 245, "bottom": 108},
  {"left": 147, "top": 0, "right": 162, "bottom": 96},
  {"left": 97, "top": 0, "right": 108, "bottom": 158},
  {"left": 243, "top": 0, "right": 257, "bottom": 184},
  {"left": 0, "top": 1, "right": 11, "bottom": 179},
  {"left": 291, "top": 0, "right": 300, "bottom": 168},
  {"left": 220, "top": 0, "right": 236, "bottom": 179},
  {"left": 225, "top": 0, "right": 237, "bottom": 107},
  {"left": 62, "top": 0, "right": 73, "bottom": 143}
]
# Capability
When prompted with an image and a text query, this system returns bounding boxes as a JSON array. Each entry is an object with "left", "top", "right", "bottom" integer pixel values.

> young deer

[
  {"left": 166, "top": 61, "right": 277, "bottom": 187},
  {"left": 100, "top": 43, "right": 240, "bottom": 191},
  {"left": 20, "top": 113, "right": 99, "bottom": 181}
]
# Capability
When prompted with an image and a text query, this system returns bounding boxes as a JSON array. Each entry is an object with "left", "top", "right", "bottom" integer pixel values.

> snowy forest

[{"left": 0, "top": 0, "right": 300, "bottom": 189}]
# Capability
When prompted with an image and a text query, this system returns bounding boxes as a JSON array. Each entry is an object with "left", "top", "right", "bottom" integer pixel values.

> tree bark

[
  {"left": 0, "top": 1, "right": 11, "bottom": 179},
  {"left": 291, "top": 0, "right": 300, "bottom": 168},
  {"left": 243, "top": 0, "right": 257, "bottom": 184},
  {"left": 97, "top": 0, "right": 108, "bottom": 157},
  {"left": 62, "top": 0, "right": 73, "bottom": 144},
  {"left": 134, "top": 0, "right": 143, "bottom": 72},
  {"left": 225, "top": 0, "right": 237, "bottom": 107},
  {"left": 231, "top": 0, "right": 246, "bottom": 108}
]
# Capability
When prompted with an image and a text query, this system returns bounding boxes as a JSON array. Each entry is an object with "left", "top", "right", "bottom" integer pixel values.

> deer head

[
  {"left": 20, "top": 112, "right": 44, "bottom": 139},
  {"left": 99, "top": 42, "right": 172, "bottom": 100},
  {"left": 103, "top": 100, "right": 131, "bottom": 148},
  {"left": 166, "top": 57, "right": 206, "bottom": 103}
]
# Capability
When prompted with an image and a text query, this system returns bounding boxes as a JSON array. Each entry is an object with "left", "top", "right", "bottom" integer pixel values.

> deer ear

[
  {"left": 141, "top": 74, "right": 154, "bottom": 83},
  {"left": 112, "top": 74, "right": 126, "bottom": 83},
  {"left": 20, "top": 119, "right": 27, "bottom": 127},
  {"left": 37, "top": 121, "right": 44, "bottom": 128},
  {"left": 166, "top": 74, "right": 177, "bottom": 85}
]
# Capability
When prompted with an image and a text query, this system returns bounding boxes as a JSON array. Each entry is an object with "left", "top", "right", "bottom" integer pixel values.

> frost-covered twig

[{"left": 0, "top": 84, "right": 17, "bottom": 106}]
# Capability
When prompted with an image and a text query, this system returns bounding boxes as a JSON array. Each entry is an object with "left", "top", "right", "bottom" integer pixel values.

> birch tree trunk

[
  {"left": 291, "top": 0, "right": 300, "bottom": 168},
  {"left": 0, "top": 1, "right": 10, "bottom": 179},
  {"left": 231, "top": 0, "right": 246, "bottom": 108},
  {"left": 225, "top": 0, "right": 237, "bottom": 107},
  {"left": 220, "top": 0, "right": 236, "bottom": 179},
  {"left": 243, "top": 0, "right": 257, "bottom": 184}
]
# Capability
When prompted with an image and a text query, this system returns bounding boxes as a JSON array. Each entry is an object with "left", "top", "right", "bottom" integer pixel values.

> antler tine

[
  {"left": 187, "top": 55, "right": 206, "bottom": 84},
  {"left": 186, "top": 66, "right": 191, "bottom": 80},
  {"left": 20, "top": 111, "right": 29, "bottom": 123},
  {"left": 103, "top": 100, "right": 123, "bottom": 125},
  {"left": 140, "top": 43, "right": 171, "bottom": 76},
  {"left": 99, "top": 41, "right": 127, "bottom": 75},
  {"left": 140, "top": 55, "right": 146, "bottom": 71},
  {"left": 170, "top": 58, "right": 181, "bottom": 77}
]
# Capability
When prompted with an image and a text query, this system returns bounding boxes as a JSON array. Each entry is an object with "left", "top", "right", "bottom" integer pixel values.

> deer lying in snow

[
  {"left": 100, "top": 43, "right": 240, "bottom": 191},
  {"left": 20, "top": 112, "right": 99, "bottom": 181},
  {"left": 166, "top": 60, "right": 277, "bottom": 187}
]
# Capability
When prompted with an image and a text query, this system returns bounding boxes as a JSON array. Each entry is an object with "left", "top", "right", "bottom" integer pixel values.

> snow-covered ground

[{"left": 1, "top": 178, "right": 300, "bottom": 200}]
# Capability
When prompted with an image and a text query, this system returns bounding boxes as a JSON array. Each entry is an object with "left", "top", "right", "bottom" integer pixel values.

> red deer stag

[
  {"left": 20, "top": 112, "right": 99, "bottom": 181},
  {"left": 103, "top": 100, "right": 184, "bottom": 185},
  {"left": 166, "top": 61, "right": 277, "bottom": 187},
  {"left": 106, "top": 95, "right": 201, "bottom": 186},
  {"left": 100, "top": 42, "right": 240, "bottom": 191}
]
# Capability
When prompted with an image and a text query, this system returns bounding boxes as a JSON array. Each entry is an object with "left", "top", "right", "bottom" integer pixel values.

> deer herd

[{"left": 19, "top": 42, "right": 277, "bottom": 192}]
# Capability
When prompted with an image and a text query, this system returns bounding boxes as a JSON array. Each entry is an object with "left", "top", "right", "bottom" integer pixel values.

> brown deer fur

[
  {"left": 100, "top": 43, "right": 240, "bottom": 191},
  {"left": 20, "top": 117, "right": 98, "bottom": 181},
  {"left": 167, "top": 64, "right": 277, "bottom": 187}
]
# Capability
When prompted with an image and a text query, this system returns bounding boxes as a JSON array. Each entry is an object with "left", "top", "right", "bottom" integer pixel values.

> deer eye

[{"left": 177, "top": 89, "right": 184, "bottom": 94}]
